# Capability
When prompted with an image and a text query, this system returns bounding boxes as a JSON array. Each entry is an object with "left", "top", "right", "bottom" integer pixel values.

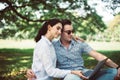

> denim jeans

[{"left": 64, "top": 68, "right": 117, "bottom": 80}]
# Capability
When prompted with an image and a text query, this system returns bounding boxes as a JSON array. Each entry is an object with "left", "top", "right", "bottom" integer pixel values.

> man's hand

[
  {"left": 72, "top": 35, "right": 85, "bottom": 42},
  {"left": 114, "top": 68, "right": 120, "bottom": 80},
  {"left": 25, "top": 69, "right": 36, "bottom": 80}
]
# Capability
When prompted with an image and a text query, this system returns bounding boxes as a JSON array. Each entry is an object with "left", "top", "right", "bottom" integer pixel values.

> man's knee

[
  {"left": 107, "top": 68, "right": 117, "bottom": 75},
  {"left": 97, "top": 68, "right": 117, "bottom": 80},
  {"left": 64, "top": 74, "right": 82, "bottom": 80}
]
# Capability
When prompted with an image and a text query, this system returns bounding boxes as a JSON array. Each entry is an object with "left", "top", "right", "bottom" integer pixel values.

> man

[{"left": 27, "top": 19, "right": 120, "bottom": 80}]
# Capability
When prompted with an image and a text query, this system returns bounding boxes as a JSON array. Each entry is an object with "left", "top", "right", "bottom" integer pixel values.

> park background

[{"left": 0, "top": 0, "right": 120, "bottom": 80}]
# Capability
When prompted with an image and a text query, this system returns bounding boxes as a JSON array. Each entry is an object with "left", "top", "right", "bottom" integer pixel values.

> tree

[
  {"left": 91, "top": 14, "right": 120, "bottom": 42},
  {"left": 108, "top": 14, "right": 120, "bottom": 29},
  {"left": 107, "top": 14, "right": 120, "bottom": 41},
  {"left": 102, "top": 0, "right": 120, "bottom": 15},
  {"left": 0, "top": 0, "right": 109, "bottom": 39}
]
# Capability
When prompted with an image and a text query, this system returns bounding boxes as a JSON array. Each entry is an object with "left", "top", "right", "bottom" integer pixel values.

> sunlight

[
  {"left": 87, "top": 57, "right": 95, "bottom": 60},
  {"left": 20, "top": 60, "right": 29, "bottom": 63},
  {"left": 0, "top": 3, "right": 8, "bottom": 10},
  {"left": 88, "top": 0, "right": 114, "bottom": 24}
]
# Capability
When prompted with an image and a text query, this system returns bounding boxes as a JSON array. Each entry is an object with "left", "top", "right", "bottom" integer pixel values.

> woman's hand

[
  {"left": 72, "top": 35, "right": 85, "bottom": 42},
  {"left": 25, "top": 69, "right": 36, "bottom": 80},
  {"left": 71, "top": 70, "right": 88, "bottom": 80}
]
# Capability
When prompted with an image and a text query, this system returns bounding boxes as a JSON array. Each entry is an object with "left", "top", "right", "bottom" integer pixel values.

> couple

[{"left": 27, "top": 19, "right": 120, "bottom": 80}]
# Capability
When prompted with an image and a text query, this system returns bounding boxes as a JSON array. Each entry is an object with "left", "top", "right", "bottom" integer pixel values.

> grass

[
  {"left": 0, "top": 48, "right": 120, "bottom": 80},
  {"left": 0, "top": 48, "right": 33, "bottom": 80},
  {"left": 0, "top": 40, "right": 120, "bottom": 80}
]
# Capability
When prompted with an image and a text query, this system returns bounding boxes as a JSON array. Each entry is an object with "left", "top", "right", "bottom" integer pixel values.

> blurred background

[{"left": 0, "top": 0, "right": 120, "bottom": 80}]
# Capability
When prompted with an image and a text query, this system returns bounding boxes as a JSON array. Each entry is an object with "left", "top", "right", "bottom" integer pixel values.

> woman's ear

[{"left": 48, "top": 25, "right": 52, "bottom": 31}]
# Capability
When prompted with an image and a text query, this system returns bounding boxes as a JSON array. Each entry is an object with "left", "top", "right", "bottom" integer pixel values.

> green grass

[
  {"left": 0, "top": 48, "right": 33, "bottom": 80},
  {"left": 0, "top": 48, "right": 120, "bottom": 80}
]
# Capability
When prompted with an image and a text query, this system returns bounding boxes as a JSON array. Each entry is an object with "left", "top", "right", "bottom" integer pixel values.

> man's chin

[
  {"left": 67, "top": 39, "right": 72, "bottom": 42},
  {"left": 68, "top": 38, "right": 72, "bottom": 41}
]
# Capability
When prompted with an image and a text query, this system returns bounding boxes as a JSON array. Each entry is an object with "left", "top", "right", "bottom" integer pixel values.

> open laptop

[{"left": 85, "top": 58, "right": 108, "bottom": 80}]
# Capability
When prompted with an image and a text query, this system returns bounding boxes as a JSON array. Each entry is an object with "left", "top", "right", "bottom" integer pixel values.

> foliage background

[{"left": 0, "top": 0, "right": 120, "bottom": 41}]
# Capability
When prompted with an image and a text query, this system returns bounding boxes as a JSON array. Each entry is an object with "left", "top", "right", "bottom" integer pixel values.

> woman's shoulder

[{"left": 36, "top": 39, "right": 48, "bottom": 47}]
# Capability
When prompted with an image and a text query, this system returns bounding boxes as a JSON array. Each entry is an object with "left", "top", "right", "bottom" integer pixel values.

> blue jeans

[{"left": 64, "top": 68, "right": 117, "bottom": 80}]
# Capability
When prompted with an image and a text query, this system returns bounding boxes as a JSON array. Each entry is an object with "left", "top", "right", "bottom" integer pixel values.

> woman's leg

[{"left": 63, "top": 74, "right": 82, "bottom": 80}]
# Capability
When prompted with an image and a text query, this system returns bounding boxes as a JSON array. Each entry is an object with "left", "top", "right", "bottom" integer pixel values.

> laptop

[{"left": 85, "top": 58, "right": 108, "bottom": 80}]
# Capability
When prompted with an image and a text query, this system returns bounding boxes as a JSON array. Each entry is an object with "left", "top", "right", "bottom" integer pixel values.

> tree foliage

[
  {"left": 0, "top": 0, "right": 118, "bottom": 39},
  {"left": 102, "top": 0, "right": 120, "bottom": 15},
  {"left": 89, "top": 14, "right": 120, "bottom": 42},
  {"left": 108, "top": 14, "right": 120, "bottom": 29}
]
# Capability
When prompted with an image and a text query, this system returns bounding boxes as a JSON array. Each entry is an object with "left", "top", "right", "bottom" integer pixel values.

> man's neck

[{"left": 60, "top": 38, "right": 71, "bottom": 48}]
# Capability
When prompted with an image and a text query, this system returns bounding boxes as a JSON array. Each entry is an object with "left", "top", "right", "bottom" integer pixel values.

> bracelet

[{"left": 116, "top": 65, "right": 120, "bottom": 69}]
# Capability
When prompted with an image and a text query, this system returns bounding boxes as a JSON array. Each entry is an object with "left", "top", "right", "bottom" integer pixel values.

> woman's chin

[{"left": 54, "top": 35, "right": 60, "bottom": 38}]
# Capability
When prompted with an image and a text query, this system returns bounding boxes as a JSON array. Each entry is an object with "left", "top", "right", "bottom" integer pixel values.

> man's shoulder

[
  {"left": 72, "top": 39, "right": 85, "bottom": 44},
  {"left": 52, "top": 39, "right": 59, "bottom": 45},
  {"left": 72, "top": 39, "right": 90, "bottom": 47}
]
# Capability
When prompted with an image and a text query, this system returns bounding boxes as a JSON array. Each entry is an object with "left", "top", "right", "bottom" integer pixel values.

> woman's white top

[{"left": 32, "top": 36, "right": 71, "bottom": 80}]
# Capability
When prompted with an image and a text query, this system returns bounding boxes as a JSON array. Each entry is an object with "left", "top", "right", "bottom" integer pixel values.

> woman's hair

[
  {"left": 35, "top": 18, "right": 61, "bottom": 42},
  {"left": 61, "top": 19, "right": 71, "bottom": 32}
]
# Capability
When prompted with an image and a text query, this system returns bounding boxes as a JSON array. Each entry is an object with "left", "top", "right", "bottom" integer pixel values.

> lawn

[
  {"left": 0, "top": 48, "right": 33, "bottom": 80},
  {"left": 0, "top": 40, "right": 120, "bottom": 80}
]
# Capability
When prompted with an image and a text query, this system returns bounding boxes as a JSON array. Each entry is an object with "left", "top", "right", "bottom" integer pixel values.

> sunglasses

[{"left": 63, "top": 30, "right": 74, "bottom": 35}]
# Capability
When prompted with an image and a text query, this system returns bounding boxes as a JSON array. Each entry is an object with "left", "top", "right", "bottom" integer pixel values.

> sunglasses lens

[
  {"left": 64, "top": 30, "right": 74, "bottom": 35},
  {"left": 67, "top": 31, "right": 71, "bottom": 35}
]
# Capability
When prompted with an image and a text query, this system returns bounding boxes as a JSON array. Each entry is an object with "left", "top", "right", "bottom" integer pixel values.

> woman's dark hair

[
  {"left": 61, "top": 19, "right": 72, "bottom": 32},
  {"left": 35, "top": 18, "right": 61, "bottom": 42}
]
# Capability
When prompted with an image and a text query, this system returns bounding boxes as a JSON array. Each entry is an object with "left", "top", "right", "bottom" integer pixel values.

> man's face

[{"left": 61, "top": 24, "right": 74, "bottom": 42}]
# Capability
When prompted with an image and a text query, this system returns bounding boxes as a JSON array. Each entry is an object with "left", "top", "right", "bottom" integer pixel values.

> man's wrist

[{"left": 116, "top": 65, "right": 120, "bottom": 69}]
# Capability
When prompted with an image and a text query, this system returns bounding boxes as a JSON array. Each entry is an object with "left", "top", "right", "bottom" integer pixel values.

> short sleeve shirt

[{"left": 53, "top": 39, "right": 93, "bottom": 70}]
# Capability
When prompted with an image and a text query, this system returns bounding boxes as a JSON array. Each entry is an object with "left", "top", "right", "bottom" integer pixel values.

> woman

[{"left": 30, "top": 19, "right": 82, "bottom": 80}]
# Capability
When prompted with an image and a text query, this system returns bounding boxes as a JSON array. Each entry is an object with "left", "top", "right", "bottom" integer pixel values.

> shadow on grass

[
  {"left": 0, "top": 48, "right": 120, "bottom": 80},
  {"left": 0, "top": 48, "right": 33, "bottom": 80}
]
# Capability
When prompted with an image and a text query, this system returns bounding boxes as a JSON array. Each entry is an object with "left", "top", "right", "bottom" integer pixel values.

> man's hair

[{"left": 61, "top": 19, "right": 72, "bottom": 32}]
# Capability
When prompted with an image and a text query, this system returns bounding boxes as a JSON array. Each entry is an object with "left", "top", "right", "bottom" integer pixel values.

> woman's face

[{"left": 49, "top": 22, "right": 62, "bottom": 38}]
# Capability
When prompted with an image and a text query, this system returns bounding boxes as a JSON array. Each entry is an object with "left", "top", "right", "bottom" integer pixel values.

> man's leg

[
  {"left": 96, "top": 68, "right": 117, "bottom": 80},
  {"left": 63, "top": 68, "right": 94, "bottom": 80},
  {"left": 63, "top": 74, "right": 82, "bottom": 80}
]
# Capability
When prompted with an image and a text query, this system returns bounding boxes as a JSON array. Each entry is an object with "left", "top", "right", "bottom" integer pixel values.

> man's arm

[
  {"left": 89, "top": 50, "right": 120, "bottom": 79},
  {"left": 89, "top": 50, "right": 118, "bottom": 68}
]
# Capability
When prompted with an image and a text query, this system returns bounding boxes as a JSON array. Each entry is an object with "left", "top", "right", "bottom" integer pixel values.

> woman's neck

[{"left": 45, "top": 33, "right": 53, "bottom": 41}]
